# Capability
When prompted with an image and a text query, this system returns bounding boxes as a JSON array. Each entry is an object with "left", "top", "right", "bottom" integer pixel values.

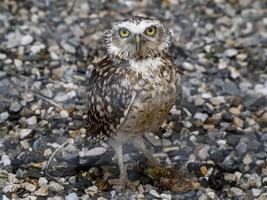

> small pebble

[
  {"left": 65, "top": 193, "right": 79, "bottom": 200},
  {"left": 26, "top": 116, "right": 37, "bottom": 125},
  {"left": 34, "top": 187, "right": 49, "bottom": 197},
  {"left": 20, "top": 35, "right": 34, "bottom": 45},
  {"left": 22, "top": 182, "right": 37, "bottom": 192},
  {"left": 149, "top": 189, "right": 160, "bottom": 198},
  {"left": 48, "top": 181, "right": 64, "bottom": 193},
  {"left": 20, "top": 129, "right": 33, "bottom": 139},
  {"left": 60, "top": 110, "right": 69, "bottom": 118},
  {"left": 230, "top": 187, "right": 243, "bottom": 196},
  {"left": 9, "top": 101, "right": 21, "bottom": 112}
]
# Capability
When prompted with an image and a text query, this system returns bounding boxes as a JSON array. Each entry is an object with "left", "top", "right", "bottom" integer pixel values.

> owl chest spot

[{"left": 118, "top": 70, "right": 177, "bottom": 136}]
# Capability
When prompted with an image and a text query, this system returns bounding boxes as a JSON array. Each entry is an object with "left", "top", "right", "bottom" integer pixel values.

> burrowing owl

[{"left": 86, "top": 16, "right": 182, "bottom": 186}]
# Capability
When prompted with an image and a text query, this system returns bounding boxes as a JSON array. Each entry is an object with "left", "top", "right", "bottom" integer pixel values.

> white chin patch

[{"left": 129, "top": 57, "right": 163, "bottom": 81}]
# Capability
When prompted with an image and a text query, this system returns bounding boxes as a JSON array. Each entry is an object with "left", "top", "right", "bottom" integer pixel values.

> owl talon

[{"left": 108, "top": 177, "right": 137, "bottom": 190}]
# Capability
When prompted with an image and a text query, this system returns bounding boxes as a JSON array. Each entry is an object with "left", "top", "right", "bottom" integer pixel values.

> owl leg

[
  {"left": 133, "top": 136, "right": 161, "bottom": 167},
  {"left": 108, "top": 140, "right": 130, "bottom": 187}
]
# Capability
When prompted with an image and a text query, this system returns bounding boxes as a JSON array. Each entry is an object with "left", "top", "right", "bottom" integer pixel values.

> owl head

[{"left": 105, "top": 16, "right": 171, "bottom": 61}]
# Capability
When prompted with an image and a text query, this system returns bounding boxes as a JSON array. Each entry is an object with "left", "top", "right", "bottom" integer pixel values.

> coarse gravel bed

[{"left": 0, "top": 0, "right": 267, "bottom": 199}]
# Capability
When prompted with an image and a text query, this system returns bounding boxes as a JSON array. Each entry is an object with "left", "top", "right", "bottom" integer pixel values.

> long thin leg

[
  {"left": 108, "top": 139, "right": 128, "bottom": 185},
  {"left": 133, "top": 136, "right": 161, "bottom": 167}
]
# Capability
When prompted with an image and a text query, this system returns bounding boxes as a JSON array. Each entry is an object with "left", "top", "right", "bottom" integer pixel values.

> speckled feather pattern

[{"left": 86, "top": 54, "right": 181, "bottom": 144}]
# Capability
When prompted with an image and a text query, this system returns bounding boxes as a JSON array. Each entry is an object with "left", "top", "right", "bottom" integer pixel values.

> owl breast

[{"left": 115, "top": 60, "right": 181, "bottom": 142}]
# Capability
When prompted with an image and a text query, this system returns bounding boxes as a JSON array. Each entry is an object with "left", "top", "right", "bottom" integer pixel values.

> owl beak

[{"left": 134, "top": 34, "right": 141, "bottom": 52}]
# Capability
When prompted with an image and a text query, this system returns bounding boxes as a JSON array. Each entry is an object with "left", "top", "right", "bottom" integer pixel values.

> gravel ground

[{"left": 0, "top": 0, "right": 267, "bottom": 199}]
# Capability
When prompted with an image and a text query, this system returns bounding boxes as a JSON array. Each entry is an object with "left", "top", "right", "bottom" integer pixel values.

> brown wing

[{"left": 85, "top": 57, "right": 134, "bottom": 143}]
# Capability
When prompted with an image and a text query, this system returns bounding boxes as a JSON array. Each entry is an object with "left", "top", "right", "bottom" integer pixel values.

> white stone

[
  {"left": 60, "top": 41, "right": 76, "bottom": 54},
  {"left": 0, "top": 112, "right": 9, "bottom": 122},
  {"left": 21, "top": 35, "right": 34, "bottom": 45},
  {"left": 14, "top": 59, "right": 23, "bottom": 67},
  {"left": 225, "top": 48, "right": 238, "bottom": 57},
  {"left": 20, "top": 129, "right": 33, "bottom": 139},
  {"left": 30, "top": 43, "right": 46, "bottom": 54},
  {"left": 149, "top": 189, "right": 160, "bottom": 198},
  {"left": 79, "top": 147, "right": 107, "bottom": 157},
  {"left": 252, "top": 188, "right": 262, "bottom": 197},
  {"left": 243, "top": 153, "right": 253, "bottom": 165},
  {"left": 34, "top": 187, "right": 49, "bottom": 196},
  {"left": 230, "top": 187, "right": 243, "bottom": 196},
  {"left": 38, "top": 177, "right": 48, "bottom": 187},
  {"left": 26, "top": 116, "right": 37, "bottom": 125},
  {"left": 0, "top": 53, "right": 7, "bottom": 60},
  {"left": 60, "top": 110, "right": 69, "bottom": 118},
  {"left": 160, "top": 193, "right": 172, "bottom": 200},
  {"left": 65, "top": 193, "right": 79, "bottom": 200},
  {"left": 198, "top": 146, "right": 209, "bottom": 160},
  {"left": 85, "top": 186, "right": 98, "bottom": 196},
  {"left": 194, "top": 113, "right": 209, "bottom": 122},
  {"left": 1, "top": 154, "right": 11, "bottom": 166},
  {"left": 23, "top": 182, "right": 37, "bottom": 192}
]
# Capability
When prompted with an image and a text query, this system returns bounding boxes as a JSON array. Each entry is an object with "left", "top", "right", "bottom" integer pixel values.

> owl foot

[{"left": 108, "top": 177, "right": 137, "bottom": 190}]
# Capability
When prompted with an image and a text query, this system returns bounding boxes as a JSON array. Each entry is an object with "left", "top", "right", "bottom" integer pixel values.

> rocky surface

[{"left": 0, "top": 0, "right": 267, "bottom": 199}]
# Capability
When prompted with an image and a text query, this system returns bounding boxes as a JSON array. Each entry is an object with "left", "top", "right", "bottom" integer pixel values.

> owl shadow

[{"left": 45, "top": 140, "right": 195, "bottom": 193}]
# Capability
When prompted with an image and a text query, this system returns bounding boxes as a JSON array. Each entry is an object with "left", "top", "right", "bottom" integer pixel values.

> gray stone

[
  {"left": 230, "top": 187, "right": 243, "bottom": 196},
  {"left": 223, "top": 81, "right": 240, "bottom": 95},
  {"left": 9, "top": 101, "right": 21, "bottom": 112},
  {"left": 145, "top": 134, "right": 162, "bottom": 147},
  {"left": 0, "top": 112, "right": 9, "bottom": 123},
  {"left": 65, "top": 193, "right": 79, "bottom": 200},
  {"left": 60, "top": 41, "right": 76, "bottom": 54},
  {"left": 48, "top": 181, "right": 64, "bottom": 193},
  {"left": 236, "top": 142, "right": 247, "bottom": 155},
  {"left": 198, "top": 145, "right": 209, "bottom": 160},
  {"left": 194, "top": 113, "right": 208, "bottom": 122},
  {"left": 243, "top": 153, "right": 253, "bottom": 165}
]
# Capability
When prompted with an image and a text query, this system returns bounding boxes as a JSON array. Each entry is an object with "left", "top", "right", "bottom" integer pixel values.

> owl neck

[{"left": 109, "top": 55, "right": 171, "bottom": 81}]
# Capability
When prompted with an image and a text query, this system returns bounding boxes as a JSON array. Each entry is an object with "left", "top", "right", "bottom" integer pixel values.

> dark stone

[
  {"left": 28, "top": 168, "right": 42, "bottom": 179},
  {"left": 222, "top": 81, "right": 240, "bottom": 96},
  {"left": 73, "top": 174, "right": 93, "bottom": 190},
  {"left": 244, "top": 96, "right": 267, "bottom": 111},
  {"left": 226, "top": 134, "right": 243, "bottom": 146},
  {"left": 208, "top": 169, "right": 224, "bottom": 190},
  {"left": 202, "top": 104, "right": 214, "bottom": 116},
  {"left": 209, "top": 146, "right": 224, "bottom": 162},
  {"left": 222, "top": 112, "right": 234, "bottom": 122}
]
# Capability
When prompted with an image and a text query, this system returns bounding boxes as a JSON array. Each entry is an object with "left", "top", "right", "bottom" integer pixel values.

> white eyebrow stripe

[{"left": 117, "top": 21, "right": 158, "bottom": 34}]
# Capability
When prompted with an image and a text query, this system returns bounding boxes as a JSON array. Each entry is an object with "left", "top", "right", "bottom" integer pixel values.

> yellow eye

[
  {"left": 119, "top": 28, "right": 130, "bottom": 37},
  {"left": 145, "top": 26, "right": 156, "bottom": 36}
]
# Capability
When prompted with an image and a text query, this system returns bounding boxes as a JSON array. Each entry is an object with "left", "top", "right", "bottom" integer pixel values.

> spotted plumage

[{"left": 85, "top": 16, "right": 182, "bottom": 187}]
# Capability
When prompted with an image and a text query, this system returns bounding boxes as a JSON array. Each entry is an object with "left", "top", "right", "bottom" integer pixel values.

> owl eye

[
  {"left": 119, "top": 28, "right": 130, "bottom": 38},
  {"left": 145, "top": 26, "right": 156, "bottom": 36}
]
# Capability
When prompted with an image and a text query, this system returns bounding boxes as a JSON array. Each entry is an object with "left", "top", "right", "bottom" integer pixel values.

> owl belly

[{"left": 115, "top": 82, "right": 177, "bottom": 142}]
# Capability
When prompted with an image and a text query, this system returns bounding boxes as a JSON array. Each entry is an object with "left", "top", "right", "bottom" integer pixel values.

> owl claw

[{"left": 108, "top": 177, "right": 137, "bottom": 190}]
